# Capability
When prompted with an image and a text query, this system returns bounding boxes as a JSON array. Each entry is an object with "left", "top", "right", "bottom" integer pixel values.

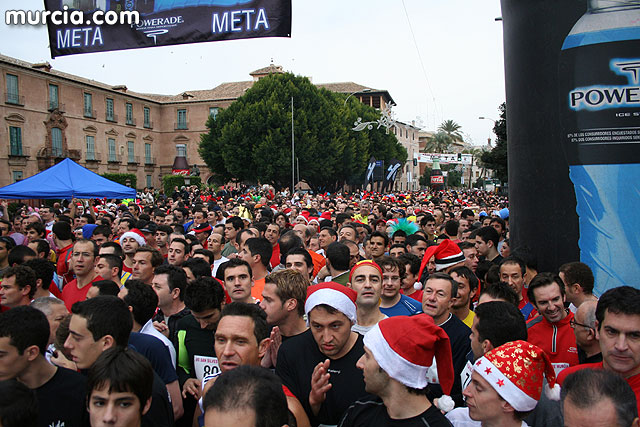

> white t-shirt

[{"left": 140, "top": 319, "right": 177, "bottom": 368}]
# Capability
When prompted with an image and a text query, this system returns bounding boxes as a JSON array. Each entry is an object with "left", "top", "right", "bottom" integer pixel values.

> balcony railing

[
  {"left": 5, "top": 94, "right": 24, "bottom": 105},
  {"left": 127, "top": 155, "right": 139, "bottom": 164},
  {"left": 175, "top": 121, "right": 188, "bottom": 130},
  {"left": 144, "top": 156, "right": 155, "bottom": 165},
  {"left": 9, "top": 146, "right": 29, "bottom": 157},
  {"left": 47, "top": 101, "right": 65, "bottom": 112},
  {"left": 86, "top": 152, "right": 102, "bottom": 162},
  {"left": 106, "top": 113, "right": 118, "bottom": 123},
  {"left": 126, "top": 117, "right": 136, "bottom": 126},
  {"left": 107, "top": 154, "right": 122, "bottom": 163},
  {"left": 84, "top": 109, "right": 96, "bottom": 119},
  {"left": 144, "top": 120, "right": 153, "bottom": 129},
  {"left": 39, "top": 147, "right": 80, "bottom": 160}
]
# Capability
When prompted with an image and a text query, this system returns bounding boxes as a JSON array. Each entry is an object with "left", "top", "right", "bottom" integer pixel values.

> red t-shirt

[
  {"left": 401, "top": 289, "right": 423, "bottom": 303},
  {"left": 527, "top": 312, "right": 580, "bottom": 372},
  {"left": 308, "top": 249, "right": 326, "bottom": 277},
  {"left": 122, "top": 264, "right": 133, "bottom": 274},
  {"left": 270, "top": 243, "right": 281, "bottom": 269},
  {"left": 61, "top": 275, "right": 104, "bottom": 310},
  {"left": 557, "top": 362, "right": 640, "bottom": 415},
  {"left": 55, "top": 244, "right": 74, "bottom": 288}
]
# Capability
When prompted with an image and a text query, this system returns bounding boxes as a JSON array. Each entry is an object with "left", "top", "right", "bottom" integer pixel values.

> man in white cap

[
  {"left": 276, "top": 282, "right": 370, "bottom": 426},
  {"left": 339, "top": 314, "right": 454, "bottom": 426},
  {"left": 447, "top": 340, "right": 560, "bottom": 427}
]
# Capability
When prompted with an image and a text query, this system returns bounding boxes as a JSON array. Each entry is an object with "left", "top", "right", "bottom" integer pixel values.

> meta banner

[
  {"left": 382, "top": 158, "right": 401, "bottom": 192},
  {"left": 44, "top": 0, "right": 292, "bottom": 57},
  {"left": 364, "top": 156, "right": 376, "bottom": 189}
]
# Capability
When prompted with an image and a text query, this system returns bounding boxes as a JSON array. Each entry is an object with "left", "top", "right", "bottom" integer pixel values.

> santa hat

[
  {"left": 120, "top": 229, "right": 146, "bottom": 246},
  {"left": 193, "top": 223, "right": 212, "bottom": 234},
  {"left": 363, "top": 314, "right": 454, "bottom": 393},
  {"left": 296, "top": 213, "right": 309, "bottom": 224},
  {"left": 320, "top": 211, "right": 332, "bottom": 220},
  {"left": 474, "top": 340, "right": 560, "bottom": 412},
  {"left": 349, "top": 260, "right": 383, "bottom": 283},
  {"left": 305, "top": 282, "right": 357, "bottom": 323},
  {"left": 417, "top": 244, "right": 439, "bottom": 280},
  {"left": 433, "top": 240, "right": 465, "bottom": 271}
]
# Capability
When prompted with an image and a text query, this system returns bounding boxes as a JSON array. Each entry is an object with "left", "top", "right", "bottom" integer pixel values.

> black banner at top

[{"left": 44, "top": 0, "right": 292, "bottom": 57}]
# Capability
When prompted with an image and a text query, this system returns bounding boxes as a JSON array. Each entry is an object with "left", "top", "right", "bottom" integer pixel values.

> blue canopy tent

[{"left": 0, "top": 159, "right": 136, "bottom": 199}]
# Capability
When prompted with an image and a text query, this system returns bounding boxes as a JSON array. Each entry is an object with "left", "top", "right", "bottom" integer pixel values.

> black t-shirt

[
  {"left": 143, "top": 371, "right": 174, "bottom": 427},
  {"left": 129, "top": 331, "right": 178, "bottom": 385},
  {"left": 276, "top": 329, "right": 370, "bottom": 426},
  {"left": 36, "top": 367, "right": 89, "bottom": 427},
  {"left": 175, "top": 314, "right": 216, "bottom": 386},
  {"left": 338, "top": 398, "right": 452, "bottom": 427}
]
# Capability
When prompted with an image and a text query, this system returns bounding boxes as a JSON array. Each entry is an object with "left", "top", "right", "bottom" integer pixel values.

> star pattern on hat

[
  {"left": 484, "top": 367, "right": 492, "bottom": 375},
  {"left": 496, "top": 379, "right": 505, "bottom": 387}
]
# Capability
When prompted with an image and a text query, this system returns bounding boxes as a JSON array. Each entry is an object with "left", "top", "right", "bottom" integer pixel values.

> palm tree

[
  {"left": 423, "top": 132, "right": 453, "bottom": 153},
  {"left": 438, "top": 120, "right": 464, "bottom": 142},
  {"left": 463, "top": 147, "right": 488, "bottom": 188}
]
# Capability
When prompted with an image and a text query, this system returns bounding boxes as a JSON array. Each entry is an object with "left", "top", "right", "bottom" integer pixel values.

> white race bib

[{"left": 194, "top": 355, "right": 220, "bottom": 381}]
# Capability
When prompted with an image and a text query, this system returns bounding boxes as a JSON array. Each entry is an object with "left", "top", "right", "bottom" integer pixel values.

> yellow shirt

[{"left": 462, "top": 310, "right": 475, "bottom": 329}]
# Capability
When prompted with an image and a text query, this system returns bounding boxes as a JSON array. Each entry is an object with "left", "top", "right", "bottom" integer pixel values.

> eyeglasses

[{"left": 569, "top": 319, "right": 593, "bottom": 330}]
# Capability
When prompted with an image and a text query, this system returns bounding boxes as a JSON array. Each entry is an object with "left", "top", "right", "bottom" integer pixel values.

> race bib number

[
  {"left": 552, "top": 362, "right": 569, "bottom": 377},
  {"left": 194, "top": 355, "right": 220, "bottom": 382},
  {"left": 461, "top": 360, "right": 473, "bottom": 392}
]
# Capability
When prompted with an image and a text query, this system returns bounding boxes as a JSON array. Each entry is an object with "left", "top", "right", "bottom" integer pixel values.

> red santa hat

[
  {"left": 363, "top": 314, "right": 454, "bottom": 393},
  {"left": 120, "top": 228, "right": 146, "bottom": 246},
  {"left": 305, "top": 282, "right": 357, "bottom": 323},
  {"left": 433, "top": 240, "right": 465, "bottom": 271},
  {"left": 474, "top": 340, "right": 560, "bottom": 412},
  {"left": 319, "top": 211, "right": 332, "bottom": 220},
  {"left": 295, "top": 213, "right": 309, "bottom": 224}
]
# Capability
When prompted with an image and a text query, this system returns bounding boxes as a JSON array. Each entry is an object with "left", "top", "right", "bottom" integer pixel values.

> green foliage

[
  {"left": 480, "top": 102, "right": 508, "bottom": 183},
  {"left": 423, "top": 132, "right": 453, "bottom": 154},
  {"left": 420, "top": 164, "right": 462, "bottom": 188},
  {"left": 199, "top": 73, "right": 406, "bottom": 192},
  {"left": 101, "top": 173, "right": 136, "bottom": 189},
  {"left": 438, "top": 120, "right": 464, "bottom": 142},
  {"left": 162, "top": 175, "right": 202, "bottom": 195}
]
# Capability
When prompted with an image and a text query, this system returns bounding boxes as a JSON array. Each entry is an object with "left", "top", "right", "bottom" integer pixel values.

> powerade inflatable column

[{"left": 560, "top": 1, "right": 640, "bottom": 295}]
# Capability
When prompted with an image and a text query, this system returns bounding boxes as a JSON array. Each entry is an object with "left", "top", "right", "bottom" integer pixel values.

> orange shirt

[{"left": 252, "top": 277, "right": 266, "bottom": 301}]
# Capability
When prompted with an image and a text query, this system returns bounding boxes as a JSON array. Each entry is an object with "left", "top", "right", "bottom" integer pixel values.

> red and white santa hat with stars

[
  {"left": 363, "top": 314, "right": 454, "bottom": 393},
  {"left": 120, "top": 228, "right": 146, "bottom": 246},
  {"left": 305, "top": 282, "right": 357, "bottom": 323},
  {"left": 473, "top": 340, "right": 560, "bottom": 412}
]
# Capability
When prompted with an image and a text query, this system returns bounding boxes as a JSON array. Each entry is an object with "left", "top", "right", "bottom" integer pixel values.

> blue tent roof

[{"left": 0, "top": 159, "right": 136, "bottom": 199}]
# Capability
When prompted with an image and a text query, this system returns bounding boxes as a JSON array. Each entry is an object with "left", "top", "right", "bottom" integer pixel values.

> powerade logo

[{"left": 569, "top": 59, "right": 640, "bottom": 111}]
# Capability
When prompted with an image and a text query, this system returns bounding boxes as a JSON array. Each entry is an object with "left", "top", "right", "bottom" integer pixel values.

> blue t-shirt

[
  {"left": 129, "top": 332, "right": 178, "bottom": 385},
  {"left": 379, "top": 294, "right": 423, "bottom": 317}
]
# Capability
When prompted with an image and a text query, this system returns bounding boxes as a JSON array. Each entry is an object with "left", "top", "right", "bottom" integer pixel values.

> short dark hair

[
  {"left": 450, "top": 266, "right": 479, "bottom": 291},
  {"left": 562, "top": 368, "right": 638, "bottom": 426},
  {"left": 135, "top": 245, "right": 163, "bottom": 268},
  {"left": 559, "top": 262, "right": 594, "bottom": 295},
  {"left": 52, "top": 221, "right": 73, "bottom": 241},
  {"left": 100, "top": 242, "right": 123, "bottom": 259},
  {"left": 203, "top": 365, "right": 289, "bottom": 427},
  {"left": 28, "top": 239, "right": 50, "bottom": 258},
  {"left": 170, "top": 237, "right": 190, "bottom": 255},
  {"left": 220, "top": 302, "right": 269, "bottom": 344},
  {"left": 476, "top": 226, "right": 500, "bottom": 247},
  {"left": 244, "top": 237, "right": 272, "bottom": 268},
  {"left": 23, "top": 258, "right": 55, "bottom": 290},
  {"left": 193, "top": 249, "right": 214, "bottom": 265},
  {"left": 0, "top": 380, "right": 38, "bottom": 427},
  {"left": 219, "top": 258, "right": 253, "bottom": 283},
  {"left": 527, "top": 272, "right": 564, "bottom": 306},
  {"left": 475, "top": 301, "right": 527, "bottom": 347},
  {"left": 71, "top": 296, "right": 132, "bottom": 347},
  {"left": 461, "top": 209, "right": 475, "bottom": 219},
  {"left": 90, "top": 280, "right": 120, "bottom": 297},
  {"left": 87, "top": 347, "right": 153, "bottom": 414},
  {"left": 227, "top": 216, "right": 244, "bottom": 231},
  {"left": 596, "top": 286, "right": 640, "bottom": 331},
  {"left": 0, "top": 306, "right": 50, "bottom": 355},
  {"left": 265, "top": 269, "right": 307, "bottom": 317},
  {"left": 92, "top": 225, "right": 111, "bottom": 239},
  {"left": 98, "top": 254, "right": 123, "bottom": 277},
  {"left": 397, "top": 253, "right": 421, "bottom": 275},
  {"left": 73, "top": 239, "right": 98, "bottom": 257},
  {"left": 183, "top": 277, "right": 225, "bottom": 313},
  {"left": 326, "top": 241, "right": 350, "bottom": 272},
  {"left": 278, "top": 231, "right": 304, "bottom": 265},
  {"left": 123, "top": 280, "right": 158, "bottom": 326},
  {"left": 285, "top": 247, "right": 313, "bottom": 270},
  {"left": 370, "top": 230, "right": 389, "bottom": 247},
  {"left": 444, "top": 220, "right": 459, "bottom": 236},
  {"left": 153, "top": 265, "right": 187, "bottom": 301},
  {"left": 2, "top": 265, "right": 36, "bottom": 299},
  {"left": 183, "top": 257, "right": 213, "bottom": 280},
  {"left": 479, "top": 282, "right": 519, "bottom": 306},
  {"left": 24, "top": 222, "right": 45, "bottom": 238},
  {"left": 405, "top": 234, "right": 427, "bottom": 248},
  {"left": 7, "top": 246, "right": 36, "bottom": 267},
  {"left": 500, "top": 256, "right": 526, "bottom": 276}
]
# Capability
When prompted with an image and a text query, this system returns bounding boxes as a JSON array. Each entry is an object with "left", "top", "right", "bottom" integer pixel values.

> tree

[
  {"left": 423, "top": 132, "right": 453, "bottom": 153},
  {"left": 199, "top": 73, "right": 406, "bottom": 192},
  {"left": 438, "top": 119, "right": 464, "bottom": 142},
  {"left": 480, "top": 102, "right": 507, "bottom": 183}
]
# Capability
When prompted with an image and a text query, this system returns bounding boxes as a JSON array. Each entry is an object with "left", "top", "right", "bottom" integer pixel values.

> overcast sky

[{"left": 0, "top": 0, "right": 504, "bottom": 146}]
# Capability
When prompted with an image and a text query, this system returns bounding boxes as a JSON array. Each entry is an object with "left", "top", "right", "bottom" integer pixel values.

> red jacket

[{"left": 527, "top": 311, "right": 579, "bottom": 373}]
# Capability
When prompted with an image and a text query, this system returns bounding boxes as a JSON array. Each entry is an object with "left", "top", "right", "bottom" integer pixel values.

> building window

[
  {"left": 9, "top": 126, "right": 22, "bottom": 156},
  {"left": 108, "top": 138, "right": 116, "bottom": 162},
  {"left": 83, "top": 93, "right": 93, "bottom": 117},
  {"left": 6, "top": 74, "right": 19, "bottom": 104},
  {"left": 209, "top": 107, "right": 219, "bottom": 120},
  {"left": 145, "top": 143, "right": 152, "bottom": 164},
  {"left": 12, "top": 171, "right": 23, "bottom": 182},
  {"left": 146, "top": 175, "right": 152, "bottom": 188},
  {"left": 51, "top": 127, "right": 63, "bottom": 157},
  {"left": 126, "top": 102, "right": 134, "bottom": 125},
  {"left": 143, "top": 107, "right": 151, "bottom": 128},
  {"left": 48, "top": 84, "right": 59, "bottom": 110},
  {"left": 176, "top": 144, "right": 186, "bottom": 157},
  {"left": 177, "top": 109, "right": 187, "bottom": 129},
  {"left": 127, "top": 141, "right": 135, "bottom": 163},
  {"left": 106, "top": 98, "right": 115, "bottom": 121},
  {"left": 86, "top": 135, "right": 95, "bottom": 160}
]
